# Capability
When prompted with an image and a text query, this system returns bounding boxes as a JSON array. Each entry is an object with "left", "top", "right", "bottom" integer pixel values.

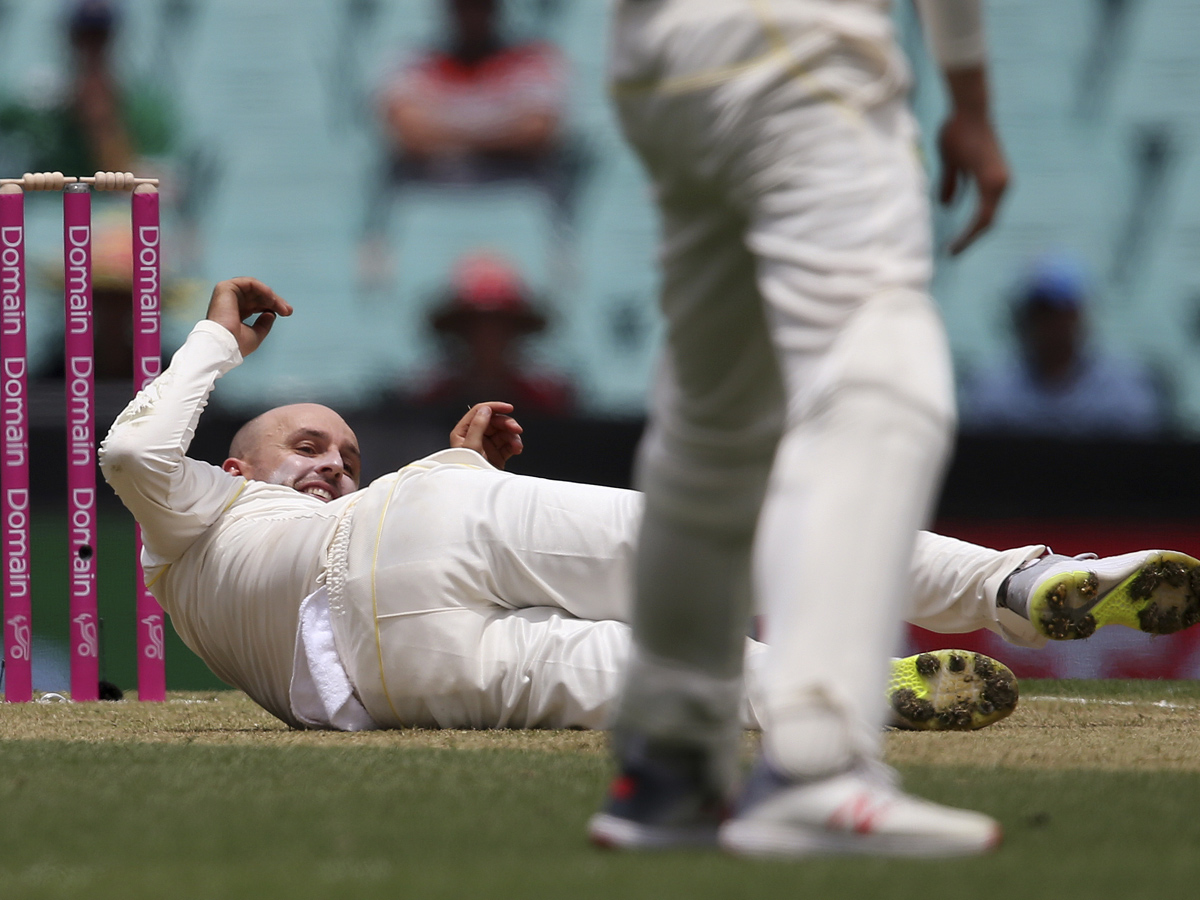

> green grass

[
  {"left": 1022, "top": 677, "right": 1200, "bottom": 701},
  {"left": 0, "top": 738, "right": 1198, "bottom": 899}
]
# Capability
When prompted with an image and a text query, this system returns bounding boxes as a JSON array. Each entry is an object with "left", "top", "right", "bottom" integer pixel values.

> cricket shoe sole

[
  {"left": 719, "top": 761, "right": 1002, "bottom": 859},
  {"left": 886, "top": 650, "right": 1018, "bottom": 731},
  {"left": 1028, "top": 550, "right": 1200, "bottom": 641}
]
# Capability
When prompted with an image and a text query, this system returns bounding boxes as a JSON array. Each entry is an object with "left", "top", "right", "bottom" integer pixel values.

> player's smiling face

[{"left": 223, "top": 404, "right": 361, "bottom": 502}]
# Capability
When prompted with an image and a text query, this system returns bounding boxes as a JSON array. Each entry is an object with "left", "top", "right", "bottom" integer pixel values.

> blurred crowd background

[
  {"left": 3, "top": 0, "right": 1200, "bottom": 445},
  {"left": 6, "top": 0, "right": 1200, "bottom": 687}
]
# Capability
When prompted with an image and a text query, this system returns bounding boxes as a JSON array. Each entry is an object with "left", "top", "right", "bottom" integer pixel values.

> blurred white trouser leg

[{"left": 611, "top": 0, "right": 956, "bottom": 778}]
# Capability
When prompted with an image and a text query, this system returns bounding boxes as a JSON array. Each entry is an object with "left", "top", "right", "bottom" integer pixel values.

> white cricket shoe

[
  {"left": 719, "top": 759, "right": 1001, "bottom": 859},
  {"left": 1000, "top": 550, "right": 1200, "bottom": 641}
]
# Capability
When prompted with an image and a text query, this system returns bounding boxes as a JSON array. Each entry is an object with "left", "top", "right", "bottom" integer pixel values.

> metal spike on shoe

[
  {"left": 886, "top": 650, "right": 1018, "bottom": 731},
  {"left": 1003, "top": 551, "right": 1200, "bottom": 641}
]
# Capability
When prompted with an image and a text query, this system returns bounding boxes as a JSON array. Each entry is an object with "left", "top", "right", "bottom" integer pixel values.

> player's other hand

[
  {"left": 450, "top": 402, "right": 524, "bottom": 469},
  {"left": 938, "top": 68, "right": 1010, "bottom": 255},
  {"left": 205, "top": 277, "right": 293, "bottom": 358}
]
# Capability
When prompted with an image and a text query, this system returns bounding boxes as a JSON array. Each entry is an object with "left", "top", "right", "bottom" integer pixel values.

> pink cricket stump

[
  {"left": 1, "top": 185, "right": 32, "bottom": 702},
  {"left": 132, "top": 185, "right": 166, "bottom": 701},
  {"left": 63, "top": 184, "right": 99, "bottom": 701}
]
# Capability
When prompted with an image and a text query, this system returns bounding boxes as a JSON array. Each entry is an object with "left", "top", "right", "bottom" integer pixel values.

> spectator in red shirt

[
  {"left": 378, "top": 0, "right": 567, "bottom": 180},
  {"left": 415, "top": 252, "right": 574, "bottom": 417},
  {"left": 360, "top": 0, "right": 581, "bottom": 287}
]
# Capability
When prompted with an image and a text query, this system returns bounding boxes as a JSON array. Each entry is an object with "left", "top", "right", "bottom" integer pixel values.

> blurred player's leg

[
  {"left": 595, "top": 188, "right": 782, "bottom": 847},
  {"left": 724, "top": 76, "right": 999, "bottom": 857},
  {"left": 596, "top": 0, "right": 1000, "bottom": 857}
]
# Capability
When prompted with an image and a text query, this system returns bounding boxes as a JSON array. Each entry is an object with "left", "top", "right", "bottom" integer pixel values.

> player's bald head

[
  {"left": 228, "top": 410, "right": 273, "bottom": 461},
  {"left": 229, "top": 403, "right": 348, "bottom": 456},
  {"left": 224, "top": 404, "right": 361, "bottom": 501}
]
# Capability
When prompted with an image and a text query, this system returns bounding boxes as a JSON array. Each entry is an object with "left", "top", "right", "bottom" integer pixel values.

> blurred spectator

[
  {"left": 361, "top": 0, "right": 584, "bottom": 285},
  {"left": 0, "top": 1, "right": 176, "bottom": 177},
  {"left": 962, "top": 254, "right": 1166, "bottom": 437},
  {"left": 414, "top": 252, "right": 574, "bottom": 416},
  {"left": 378, "top": 0, "right": 566, "bottom": 187}
]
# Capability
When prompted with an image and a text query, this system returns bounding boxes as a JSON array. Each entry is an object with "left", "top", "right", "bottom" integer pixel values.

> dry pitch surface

[{"left": 5, "top": 681, "right": 1200, "bottom": 770}]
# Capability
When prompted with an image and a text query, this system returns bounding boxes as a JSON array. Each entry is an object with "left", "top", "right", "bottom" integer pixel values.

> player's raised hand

[
  {"left": 938, "top": 68, "right": 1010, "bottom": 255},
  {"left": 450, "top": 401, "right": 524, "bottom": 469},
  {"left": 205, "top": 277, "right": 293, "bottom": 358}
]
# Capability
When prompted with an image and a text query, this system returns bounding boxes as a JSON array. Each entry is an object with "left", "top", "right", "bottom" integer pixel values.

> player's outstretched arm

[
  {"left": 450, "top": 402, "right": 524, "bottom": 469},
  {"left": 102, "top": 281, "right": 272, "bottom": 565},
  {"left": 205, "top": 277, "right": 293, "bottom": 358}
]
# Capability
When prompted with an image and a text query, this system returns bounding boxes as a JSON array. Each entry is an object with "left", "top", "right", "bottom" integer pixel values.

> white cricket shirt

[{"left": 100, "top": 321, "right": 356, "bottom": 726}]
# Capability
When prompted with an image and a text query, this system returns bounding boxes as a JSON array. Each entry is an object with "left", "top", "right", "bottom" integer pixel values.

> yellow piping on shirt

[
  {"left": 222, "top": 480, "right": 248, "bottom": 513},
  {"left": 371, "top": 475, "right": 405, "bottom": 723},
  {"left": 749, "top": 0, "right": 866, "bottom": 119},
  {"left": 145, "top": 564, "right": 168, "bottom": 590},
  {"left": 610, "top": 47, "right": 793, "bottom": 98},
  {"left": 609, "top": 0, "right": 861, "bottom": 124}
]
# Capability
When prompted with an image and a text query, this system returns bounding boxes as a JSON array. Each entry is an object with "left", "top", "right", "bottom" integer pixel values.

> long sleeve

[{"left": 99, "top": 320, "right": 246, "bottom": 567}]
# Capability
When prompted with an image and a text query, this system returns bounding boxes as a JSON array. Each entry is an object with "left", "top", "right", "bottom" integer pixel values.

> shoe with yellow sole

[
  {"left": 999, "top": 550, "right": 1200, "bottom": 641},
  {"left": 886, "top": 650, "right": 1018, "bottom": 731}
]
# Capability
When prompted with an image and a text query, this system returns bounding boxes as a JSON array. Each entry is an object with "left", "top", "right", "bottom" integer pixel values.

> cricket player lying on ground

[{"left": 100, "top": 279, "right": 1200, "bottom": 733}]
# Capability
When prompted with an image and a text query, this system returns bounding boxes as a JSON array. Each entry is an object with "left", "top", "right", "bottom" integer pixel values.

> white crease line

[{"left": 1025, "top": 695, "right": 1195, "bottom": 710}]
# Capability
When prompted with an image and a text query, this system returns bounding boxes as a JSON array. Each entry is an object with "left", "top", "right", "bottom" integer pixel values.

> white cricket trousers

[
  {"left": 327, "top": 451, "right": 1043, "bottom": 731},
  {"left": 610, "top": 0, "right": 958, "bottom": 776}
]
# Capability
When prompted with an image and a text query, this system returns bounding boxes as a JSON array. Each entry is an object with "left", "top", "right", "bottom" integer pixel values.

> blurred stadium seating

[{"left": 3, "top": 0, "right": 1199, "bottom": 427}]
